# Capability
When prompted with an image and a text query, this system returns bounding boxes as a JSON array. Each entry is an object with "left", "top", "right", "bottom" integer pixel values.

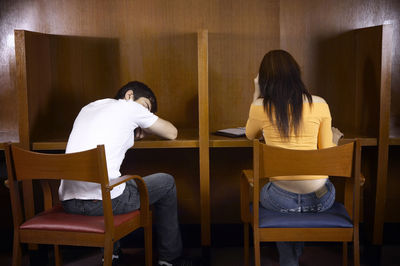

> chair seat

[
  {"left": 20, "top": 205, "right": 140, "bottom": 233},
  {"left": 251, "top": 202, "right": 353, "bottom": 228}
]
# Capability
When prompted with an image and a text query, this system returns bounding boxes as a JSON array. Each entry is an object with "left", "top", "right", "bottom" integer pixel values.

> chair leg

[
  {"left": 144, "top": 223, "right": 152, "bottom": 266},
  {"left": 12, "top": 232, "right": 22, "bottom": 266},
  {"left": 103, "top": 242, "right": 113, "bottom": 266},
  {"left": 253, "top": 231, "right": 260, "bottom": 266},
  {"left": 54, "top": 245, "right": 62, "bottom": 266},
  {"left": 244, "top": 223, "right": 249, "bottom": 266},
  {"left": 353, "top": 235, "right": 360, "bottom": 266},
  {"left": 342, "top": 242, "right": 348, "bottom": 266}
]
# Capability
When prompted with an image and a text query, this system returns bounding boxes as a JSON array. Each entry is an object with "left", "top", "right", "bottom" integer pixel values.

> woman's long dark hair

[{"left": 258, "top": 50, "right": 312, "bottom": 139}]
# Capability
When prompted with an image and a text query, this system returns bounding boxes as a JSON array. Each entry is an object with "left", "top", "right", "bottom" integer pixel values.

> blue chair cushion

[{"left": 250, "top": 202, "right": 353, "bottom": 228}]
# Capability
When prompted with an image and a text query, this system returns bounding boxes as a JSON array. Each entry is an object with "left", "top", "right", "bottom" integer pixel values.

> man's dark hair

[{"left": 114, "top": 81, "right": 158, "bottom": 113}]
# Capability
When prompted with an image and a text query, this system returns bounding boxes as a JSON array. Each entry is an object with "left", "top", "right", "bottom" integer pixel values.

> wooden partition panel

[
  {"left": 15, "top": 30, "right": 121, "bottom": 145},
  {"left": 280, "top": 0, "right": 396, "bottom": 244},
  {"left": 14, "top": 30, "right": 201, "bottom": 150},
  {"left": 208, "top": 32, "right": 279, "bottom": 133},
  {"left": 314, "top": 25, "right": 393, "bottom": 244},
  {"left": 312, "top": 31, "right": 357, "bottom": 136},
  {"left": 311, "top": 26, "right": 390, "bottom": 141},
  {"left": 372, "top": 24, "right": 392, "bottom": 244},
  {"left": 137, "top": 33, "right": 199, "bottom": 131}
]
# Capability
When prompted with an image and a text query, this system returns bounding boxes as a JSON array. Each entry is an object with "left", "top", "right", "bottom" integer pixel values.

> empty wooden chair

[{"left": 5, "top": 143, "right": 152, "bottom": 266}]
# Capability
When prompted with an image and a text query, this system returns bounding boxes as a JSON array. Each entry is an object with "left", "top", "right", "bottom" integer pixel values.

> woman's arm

[
  {"left": 318, "top": 118, "right": 334, "bottom": 148},
  {"left": 317, "top": 104, "right": 335, "bottom": 148},
  {"left": 253, "top": 74, "right": 261, "bottom": 102},
  {"left": 246, "top": 75, "right": 264, "bottom": 140},
  {"left": 245, "top": 119, "right": 263, "bottom": 140},
  {"left": 245, "top": 104, "right": 264, "bottom": 140}
]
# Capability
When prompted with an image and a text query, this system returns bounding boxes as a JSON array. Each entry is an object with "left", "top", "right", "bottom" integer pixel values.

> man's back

[{"left": 59, "top": 98, "right": 158, "bottom": 201}]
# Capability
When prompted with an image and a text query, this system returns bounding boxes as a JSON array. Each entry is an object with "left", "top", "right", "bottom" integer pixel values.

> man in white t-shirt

[{"left": 59, "top": 81, "right": 198, "bottom": 266}]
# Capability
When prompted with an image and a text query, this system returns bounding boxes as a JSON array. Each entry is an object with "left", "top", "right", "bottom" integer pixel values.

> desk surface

[
  {"left": 210, "top": 133, "right": 377, "bottom": 147},
  {"left": 0, "top": 128, "right": 379, "bottom": 150},
  {"left": 31, "top": 128, "right": 200, "bottom": 150}
]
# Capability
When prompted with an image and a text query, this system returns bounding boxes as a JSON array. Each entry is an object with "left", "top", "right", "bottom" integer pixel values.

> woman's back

[{"left": 246, "top": 95, "right": 335, "bottom": 193}]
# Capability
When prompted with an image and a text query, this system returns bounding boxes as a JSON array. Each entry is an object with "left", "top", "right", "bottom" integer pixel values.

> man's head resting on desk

[{"left": 114, "top": 81, "right": 158, "bottom": 113}]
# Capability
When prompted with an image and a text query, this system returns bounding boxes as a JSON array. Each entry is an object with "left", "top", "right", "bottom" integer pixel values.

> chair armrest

[
  {"left": 108, "top": 175, "right": 149, "bottom": 218},
  {"left": 242, "top": 170, "right": 254, "bottom": 187},
  {"left": 109, "top": 175, "right": 140, "bottom": 188}
]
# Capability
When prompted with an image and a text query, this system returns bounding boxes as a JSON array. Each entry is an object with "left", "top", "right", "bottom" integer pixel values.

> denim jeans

[
  {"left": 62, "top": 173, "right": 183, "bottom": 261},
  {"left": 260, "top": 179, "right": 336, "bottom": 266}
]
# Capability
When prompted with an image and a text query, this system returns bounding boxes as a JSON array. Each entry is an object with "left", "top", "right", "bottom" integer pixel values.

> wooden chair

[
  {"left": 240, "top": 140, "right": 361, "bottom": 266},
  {"left": 4, "top": 143, "right": 152, "bottom": 266}
]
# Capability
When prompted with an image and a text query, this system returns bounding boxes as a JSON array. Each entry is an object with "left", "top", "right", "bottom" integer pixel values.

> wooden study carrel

[{"left": 10, "top": 23, "right": 393, "bottom": 249}]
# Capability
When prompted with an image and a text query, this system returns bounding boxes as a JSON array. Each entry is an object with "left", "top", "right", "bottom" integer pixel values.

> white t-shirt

[{"left": 58, "top": 98, "right": 158, "bottom": 200}]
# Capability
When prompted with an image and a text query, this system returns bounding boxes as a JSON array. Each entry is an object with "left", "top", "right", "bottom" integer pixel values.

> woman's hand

[
  {"left": 253, "top": 74, "right": 261, "bottom": 102},
  {"left": 332, "top": 127, "right": 344, "bottom": 145}
]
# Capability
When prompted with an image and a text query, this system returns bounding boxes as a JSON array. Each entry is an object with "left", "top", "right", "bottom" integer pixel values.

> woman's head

[
  {"left": 115, "top": 81, "right": 158, "bottom": 113},
  {"left": 258, "top": 50, "right": 312, "bottom": 138}
]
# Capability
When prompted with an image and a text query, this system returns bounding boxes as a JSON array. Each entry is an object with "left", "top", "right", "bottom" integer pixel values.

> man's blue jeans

[
  {"left": 260, "top": 179, "right": 336, "bottom": 266},
  {"left": 61, "top": 173, "right": 183, "bottom": 261}
]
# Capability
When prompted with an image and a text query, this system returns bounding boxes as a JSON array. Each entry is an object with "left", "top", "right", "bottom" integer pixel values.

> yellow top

[{"left": 245, "top": 96, "right": 335, "bottom": 181}]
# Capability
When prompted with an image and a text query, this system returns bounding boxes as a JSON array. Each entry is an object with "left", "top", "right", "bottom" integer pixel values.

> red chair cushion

[{"left": 20, "top": 205, "right": 140, "bottom": 234}]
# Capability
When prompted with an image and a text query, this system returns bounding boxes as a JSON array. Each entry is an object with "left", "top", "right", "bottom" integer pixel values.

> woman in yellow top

[{"left": 245, "top": 50, "right": 340, "bottom": 266}]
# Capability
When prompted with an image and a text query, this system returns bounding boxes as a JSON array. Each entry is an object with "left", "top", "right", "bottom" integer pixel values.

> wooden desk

[
  {"left": 210, "top": 134, "right": 377, "bottom": 148},
  {"left": 31, "top": 128, "right": 200, "bottom": 150}
]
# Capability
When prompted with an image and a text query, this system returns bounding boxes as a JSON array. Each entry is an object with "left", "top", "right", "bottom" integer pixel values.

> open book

[{"left": 214, "top": 127, "right": 246, "bottom": 138}]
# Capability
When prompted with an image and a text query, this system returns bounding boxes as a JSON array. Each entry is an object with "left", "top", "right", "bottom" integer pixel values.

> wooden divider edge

[
  {"left": 198, "top": 29, "right": 210, "bottom": 246},
  {"left": 373, "top": 24, "right": 393, "bottom": 245}
]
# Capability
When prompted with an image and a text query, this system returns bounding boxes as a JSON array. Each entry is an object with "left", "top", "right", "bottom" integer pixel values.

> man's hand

[{"left": 134, "top": 128, "right": 146, "bottom": 140}]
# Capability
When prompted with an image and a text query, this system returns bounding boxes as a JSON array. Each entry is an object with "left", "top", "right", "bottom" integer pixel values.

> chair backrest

[
  {"left": 256, "top": 141, "right": 355, "bottom": 179},
  {"left": 8, "top": 144, "right": 109, "bottom": 184},
  {"left": 4, "top": 143, "right": 113, "bottom": 227},
  {"left": 252, "top": 139, "right": 361, "bottom": 226}
]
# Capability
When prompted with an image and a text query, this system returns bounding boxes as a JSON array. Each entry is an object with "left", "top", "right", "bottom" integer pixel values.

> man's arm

[{"left": 143, "top": 117, "right": 178, "bottom": 140}]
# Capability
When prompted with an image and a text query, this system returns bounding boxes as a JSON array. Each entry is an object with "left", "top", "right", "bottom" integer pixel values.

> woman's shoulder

[
  {"left": 252, "top": 98, "right": 264, "bottom": 106},
  {"left": 310, "top": 95, "right": 327, "bottom": 104}
]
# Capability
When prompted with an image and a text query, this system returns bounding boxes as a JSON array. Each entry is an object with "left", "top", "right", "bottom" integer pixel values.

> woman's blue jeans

[
  {"left": 62, "top": 173, "right": 183, "bottom": 261},
  {"left": 260, "top": 179, "right": 336, "bottom": 266}
]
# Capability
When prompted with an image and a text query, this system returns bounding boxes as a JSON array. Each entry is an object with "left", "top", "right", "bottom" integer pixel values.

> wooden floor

[
  {"left": 0, "top": 224, "right": 399, "bottom": 266},
  {"left": 0, "top": 243, "right": 399, "bottom": 266}
]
